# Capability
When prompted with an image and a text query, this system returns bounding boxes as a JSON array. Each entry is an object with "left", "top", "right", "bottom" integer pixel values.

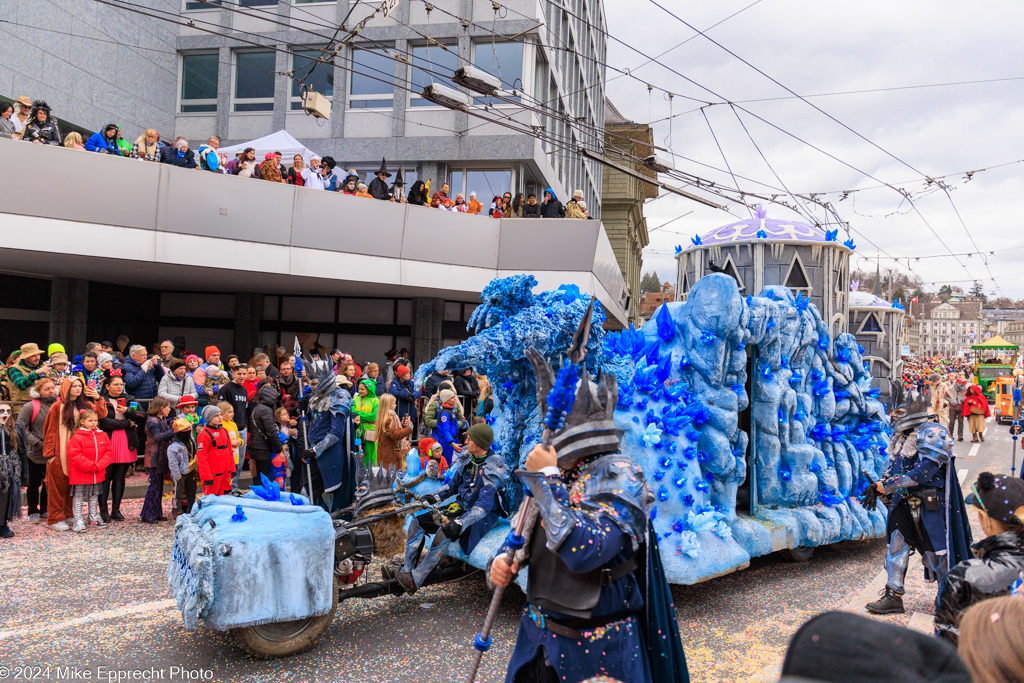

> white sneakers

[
  {"left": 49, "top": 521, "right": 71, "bottom": 532},
  {"left": 71, "top": 521, "right": 87, "bottom": 533}
]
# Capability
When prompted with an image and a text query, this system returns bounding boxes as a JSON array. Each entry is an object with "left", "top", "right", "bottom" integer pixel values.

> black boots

[
  {"left": 98, "top": 497, "right": 111, "bottom": 524},
  {"left": 866, "top": 586, "right": 905, "bottom": 614},
  {"left": 110, "top": 507, "right": 125, "bottom": 522}
]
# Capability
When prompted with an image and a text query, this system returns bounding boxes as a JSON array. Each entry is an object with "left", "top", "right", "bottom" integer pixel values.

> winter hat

[
  {"left": 467, "top": 423, "right": 494, "bottom": 450},
  {"left": 172, "top": 417, "right": 192, "bottom": 433},
  {"left": 202, "top": 405, "right": 222, "bottom": 424},
  {"left": 395, "top": 365, "right": 410, "bottom": 379},
  {"left": 439, "top": 389, "right": 456, "bottom": 405},
  {"left": 177, "top": 395, "right": 199, "bottom": 409},
  {"left": 966, "top": 472, "right": 1024, "bottom": 526},
  {"left": 417, "top": 437, "right": 437, "bottom": 456},
  {"left": 175, "top": 138, "right": 188, "bottom": 150},
  {"left": 781, "top": 611, "right": 970, "bottom": 682},
  {"left": 264, "top": 152, "right": 276, "bottom": 160},
  {"left": 204, "top": 346, "right": 220, "bottom": 360},
  {"left": 96, "top": 352, "right": 114, "bottom": 367},
  {"left": 185, "top": 354, "right": 201, "bottom": 366},
  {"left": 573, "top": 189, "right": 584, "bottom": 199},
  {"left": 48, "top": 343, "right": 65, "bottom": 357}
]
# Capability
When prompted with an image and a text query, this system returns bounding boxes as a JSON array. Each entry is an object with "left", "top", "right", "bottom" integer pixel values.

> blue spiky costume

[{"left": 493, "top": 349, "right": 689, "bottom": 683}]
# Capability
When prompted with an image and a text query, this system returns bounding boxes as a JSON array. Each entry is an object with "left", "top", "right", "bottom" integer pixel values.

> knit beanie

[
  {"left": 202, "top": 405, "right": 222, "bottom": 424},
  {"left": 48, "top": 343, "right": 65, "bottom": 357},
  {"left": 96, "top": 352, "right": 114, "bottom": 367},
  {"left": 205, "top": 346, "right": 221, "bottom": 360},
  {"left": 439, "top": 389, "right": 456, "bottom": 404},
  {"left": 467, "top": 423, "right": 493, "bottom": 450},
  {"left": 175, "top": 138, "right": 188, "bottom": 151},
  {"left": 417, "top": 437, "right": 437, "bottom": 456},
  {"left": 396, "top": 365, "right": 410, "bottom": 379}
]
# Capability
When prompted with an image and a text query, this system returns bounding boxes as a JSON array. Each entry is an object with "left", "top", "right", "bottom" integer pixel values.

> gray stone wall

[{"left": 0, "top": 0, "right": 178, "bottom": 139}]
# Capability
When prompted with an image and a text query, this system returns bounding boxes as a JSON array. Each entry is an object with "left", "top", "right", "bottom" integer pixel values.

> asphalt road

[{"left": 0, "top": 416, "right": 1013, "bottom": 683}]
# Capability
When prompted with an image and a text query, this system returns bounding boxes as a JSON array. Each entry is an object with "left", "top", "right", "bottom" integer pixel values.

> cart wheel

[
  {"left": 788, "top": 546, "right": 814, "bottom": 562},
  {"left": 231, "top": 577, "right": 338, "bottom": 659}
]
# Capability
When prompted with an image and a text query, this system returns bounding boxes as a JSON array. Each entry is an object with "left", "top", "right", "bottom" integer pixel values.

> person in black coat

[
  {"left": 247, "top": 381, "right": 283, "bottom": 484},
  {"left": 540, "top": 188, "right": 565, "bottom": 218},
  {"left": 160, "top": 137, "right": 198, "bottom": 169},
  {"left": 21, "top": 101, "right": 62, "bottom": 146},
  {"left": 523, "top": 193, "right": 542, "bottom": 218},
  {"left": 422, "top": 369, "right": 449, "bottom": 400},
  {"left": 934, "top": 472, "right": 1024, "bottom": 644},
  {"left": 407, "top": 180, "right": 429, "bottom": 206},
  {"left": 452, "top": 369, "right": 480, "bottom": 417}
]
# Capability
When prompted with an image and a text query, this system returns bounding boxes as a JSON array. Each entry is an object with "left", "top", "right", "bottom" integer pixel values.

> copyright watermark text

[{"left": 0, "top": 666, "right": 214, "bottom": 681}]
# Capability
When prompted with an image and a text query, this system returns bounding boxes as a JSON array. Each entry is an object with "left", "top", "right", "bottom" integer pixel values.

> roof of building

[
  {"left": 604, "top": 97, "right": 631, "bottom": 124},
  {"left": 849, "top": 291, "right": 897, "bottom": 310},
  {"left": 688, "top": 205, "right": 850, "bottom": 249}
]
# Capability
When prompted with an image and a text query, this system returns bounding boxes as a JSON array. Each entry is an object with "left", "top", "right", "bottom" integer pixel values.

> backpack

[{"left": 31, "top": 399, "right": 41, "bottom": 424}]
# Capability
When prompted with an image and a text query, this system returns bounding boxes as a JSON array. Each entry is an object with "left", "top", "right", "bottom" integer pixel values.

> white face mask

[{"left": 0, "top": 406, "right": 11, "bottom": 425}]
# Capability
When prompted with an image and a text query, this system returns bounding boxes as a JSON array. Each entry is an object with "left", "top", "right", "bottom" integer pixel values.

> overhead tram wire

[
  {"left": 701, "top": 108, "right": 752, "bottom": 218},
  {"left": 95, "top": 0, "right": 725, "bottom": 208},
  {"left": 646, "top": 0, "right": 995, "bottom": 289}
]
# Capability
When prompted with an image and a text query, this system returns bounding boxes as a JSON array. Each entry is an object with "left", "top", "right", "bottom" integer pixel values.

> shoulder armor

[{"left": 914, "top": 422, "right": 952, "bottom": 465}]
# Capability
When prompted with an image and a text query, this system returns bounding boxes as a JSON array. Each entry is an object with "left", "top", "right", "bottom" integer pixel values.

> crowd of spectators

[
  {"left": 2, "top": 95, "right": 589, "bottom": 219},
  {"left": 902, "top": 356, "right": 973, "bottom": 388},
  {"left": 0, "top": 337, "right": 490, "bottom": 536}
]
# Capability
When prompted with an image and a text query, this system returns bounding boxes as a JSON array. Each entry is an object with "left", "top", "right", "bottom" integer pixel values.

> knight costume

[
  {"left": 494, "top": 351, "right": 689, "bottom": 683},
  {"left": 865, "top": 387, "right": 973, "bottom": 615},
  {"left": 390, "top": 423, "right": 509, "bottom": 591},
  {"left": 303, "top": 357, "right": 356, "bottom": 513}
]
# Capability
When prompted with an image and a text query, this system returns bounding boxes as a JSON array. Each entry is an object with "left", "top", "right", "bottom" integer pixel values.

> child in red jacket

[
  {"left": 197, "top": 405, "right": 233, "bottom": 496},
  {"left": 67, "top": 409, "right": 113, "bottom": 532}
]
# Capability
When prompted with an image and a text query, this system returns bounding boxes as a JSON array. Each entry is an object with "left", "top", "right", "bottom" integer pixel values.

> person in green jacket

[
  {"left": 421, "top": 379, "right": 464, "bottom": 433},
  {"left": 352, "top": 378, "right": 379, "bottom": 467}
]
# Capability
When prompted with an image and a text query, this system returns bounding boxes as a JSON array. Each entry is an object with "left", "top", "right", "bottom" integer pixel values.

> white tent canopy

[{"left": 217, "top": 130, "right": 322, "bottom": 164}]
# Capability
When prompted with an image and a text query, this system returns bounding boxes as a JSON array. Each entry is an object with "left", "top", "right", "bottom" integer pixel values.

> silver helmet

[{"left": 891, "top": 386, "right": 932, "bottom": 433}]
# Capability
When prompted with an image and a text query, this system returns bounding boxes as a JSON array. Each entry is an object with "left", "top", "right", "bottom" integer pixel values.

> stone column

[
  {"left": 234, "top": 292, "right": 264, "bottom": 359},
  {"left": 49, "top": 278, "right": 89, "bottom": 353},
  {"left": 411, "top": 297, "right": 444, "bottom": 367}
]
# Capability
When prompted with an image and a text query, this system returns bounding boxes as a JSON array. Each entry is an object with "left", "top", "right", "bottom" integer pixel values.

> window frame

[
  {"left": 178, "top": 51, "right": 220, "bottom": 114},
  {"left": 348, "top": 46, "right": 396, "bottom": 110},
  {"left": 407, "top": 42, "right": 459, "bottom": 108},
  {"left": 469, "top": 40, "right": 528, "bottom": 107},
  {"left": 232, "top": 49, "right": 277, "bottom": 113},
  {"left": 289, "top": 48, "right": 336, "bottom": 111}
]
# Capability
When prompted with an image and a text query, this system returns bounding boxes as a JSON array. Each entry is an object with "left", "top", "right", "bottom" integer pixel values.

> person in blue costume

[
  {"left": 386, "top": 423, "right": 508, "bottom": 592},
  {"left": 301, "top": 357, "right": 356, "bottom": 514},
  {"left": 864, "top": 387, "right": 973, "bottom": 615},
  {"left": 431, "top": 389, "right": 461, "bottom": 467},
  {"left": 489, "top": 356, "right": 690, "bottom": 683}
]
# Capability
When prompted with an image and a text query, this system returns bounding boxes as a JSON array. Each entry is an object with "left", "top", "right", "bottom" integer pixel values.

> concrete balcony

[{"left": 0, "top": 139, "right": 628, "bottom": 325}]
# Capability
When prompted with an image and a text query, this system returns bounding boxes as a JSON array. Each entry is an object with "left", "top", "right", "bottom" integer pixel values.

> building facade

[
  {"left": 916, "top": 302, "right": 980, "bottom": 357},
  {"left": 1, "top": 0, "right": 607, "bottom": 215},
  {"left": 639, "top": 283, "right": 675, "bottom": 320},
  {"left": 601, "top": 99, "right": 655, "bottom": 326}
]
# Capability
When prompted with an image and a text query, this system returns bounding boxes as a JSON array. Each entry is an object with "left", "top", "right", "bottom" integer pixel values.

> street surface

[{"left": 0, "top": 415, "right": 1013, "bottom": 683}]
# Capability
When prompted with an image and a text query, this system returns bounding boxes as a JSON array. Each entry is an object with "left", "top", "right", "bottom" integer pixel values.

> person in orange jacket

[
  {"left": 67, "top": 409, "right": 113, "bottom": 532},
  {"left": 196, "top": 405, "right": 233, "bottom": 496}
]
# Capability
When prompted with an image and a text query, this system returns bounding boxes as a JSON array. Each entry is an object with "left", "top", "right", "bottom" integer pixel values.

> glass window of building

[
  {"left": 472, "top": 42, "right": 523, "bottom": 105},
  {"left": 466, "top": 169, "right": 513, "bottom": 199},
  {"left": 179, "top": 52, "right": 219, "bottom": 113},
  {"left": 186, "top": 0, "right": 275, "bottom": 7},
  {"left": 233, "top": 50, "right": 276, "bottom": 112},
  {"left": 349, "top": 48, "right": 395, "bottom": 108},
  {"left": 409, "top": 44, "right": 458, "bottom": 106},
  {"left": 291, "top": 49, "right": 335, "bottom": 110}
]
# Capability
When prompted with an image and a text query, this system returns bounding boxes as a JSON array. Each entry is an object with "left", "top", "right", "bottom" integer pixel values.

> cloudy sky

[{"left": 603, "top": 0, "right": 1024, "bottom": 298}]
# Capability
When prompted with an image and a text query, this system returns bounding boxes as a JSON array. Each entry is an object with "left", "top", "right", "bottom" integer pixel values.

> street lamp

[
  {"left": 452, "top": 65, "right": 502, "bottom": 95},
  {"left": 421, "top": 83, "right": 472, "bottom": 110}
]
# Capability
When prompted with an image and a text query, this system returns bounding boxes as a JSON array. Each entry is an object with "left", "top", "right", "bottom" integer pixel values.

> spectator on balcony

[
  {"left": 467, "top": 190, "right": 483, "bottom": 215},
  {"left": 85, "top": 122, "right": 124, "bottom": 155},
  {"left": 61, "top": 132, "right": 84, "bottom": 150},
  {"left": 340, "top": 170, "right": 359, "bottom": 195},
  {"left": 226, "top": 147, "right": 255, "bottom": 176},
  {"left": 11, "top": 96, "right": 31, "bottom": 136},
  {"left": 510, "top": 192, "right": 525, "bottom": 218},
  {"left": 408, "top": 180, "right": 429, "bottom": 206},
  {"left": 501, "top": 192, "right": 513, "bottom": 217},
  {"left": 160, "top": 138, "right": 197, "bottom": 169},
  {"left": 565, "top": 189, "right": 587, "bottom": 218},
  {"left": 320, "top": 156, "right": 340, "bottom": 191},
  {"left": 196, "top": 136, "right": 221, "bottom": 173},
  {"left": 0, "top": 102, "right": 17, "bottom": 139},
  {"left": 22, "top": 101, "right": 62, "bottom": 146},
  {"left": 523, "top": 192, "right": 541, "bottom": 218},
  {"left": 430, "top": 182, "right": 450, "bottom": 208},
  {"left": 489, "top": 196, "right": 504, "bottom": 218},
  {"left": 453, "top": 194, "right": 469, "bottom": 213},
  {"left": 355, "top": 183, "right": 372, "bottom": 198},
  {"left": 285, "top": 154, "right": 305, "bottom": 186},
  {"left": 132, "top": 129, "right": 161, "bottom": 163},
  {"left": 259, "top": 152, "right": 284, "bottom": 183},
  {"left": 368, "top": 158, "right": 393, "bottom": 200},
  {"left": 541, "top": 188, "right": 565, "bottom": 218},
  {"left": 301, "top": 156, "right": 326, "bottom": 190}
]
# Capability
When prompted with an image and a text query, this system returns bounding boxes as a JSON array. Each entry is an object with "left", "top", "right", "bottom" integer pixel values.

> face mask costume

[{"left": 863, "top": 386, "right": 973, "bottom": 615}]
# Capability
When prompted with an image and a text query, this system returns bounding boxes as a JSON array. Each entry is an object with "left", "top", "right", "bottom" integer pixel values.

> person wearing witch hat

[
  {"left": 390, "top": 168, "right": 407, "bottom": 203},
  {"left": 368, "top": 157, "right": 394, "bottom": 200}
]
